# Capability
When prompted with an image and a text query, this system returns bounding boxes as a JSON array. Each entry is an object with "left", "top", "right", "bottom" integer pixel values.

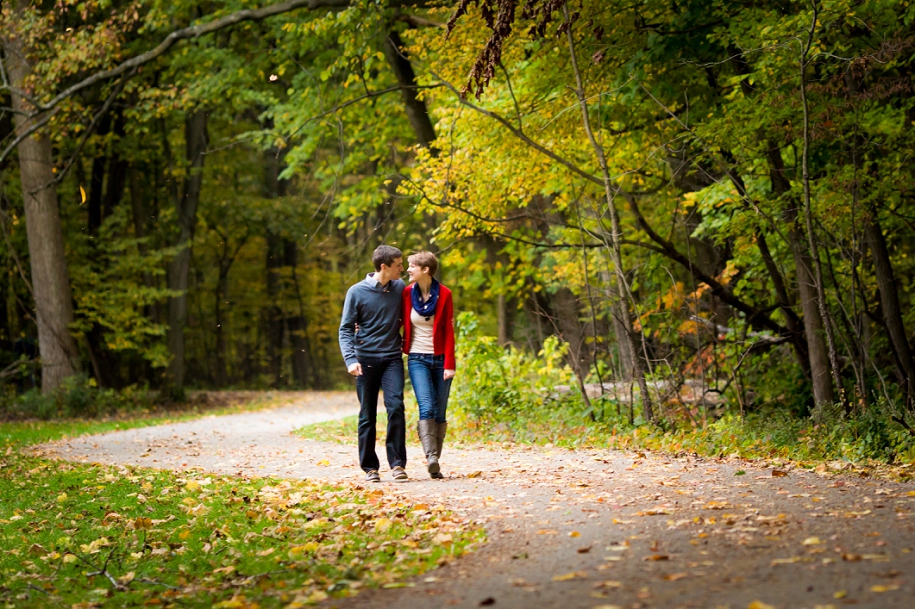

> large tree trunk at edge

[
  {"left": 5, "top": 20, "right": 80, "bottom": 393},
  {"left": 165, "top": 110, "right": 208, "bottom": 394}
]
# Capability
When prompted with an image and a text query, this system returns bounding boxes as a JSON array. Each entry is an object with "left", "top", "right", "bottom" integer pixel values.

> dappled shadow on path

[{"left": 39, "top": 392, "right": 915, "bottom": 609}]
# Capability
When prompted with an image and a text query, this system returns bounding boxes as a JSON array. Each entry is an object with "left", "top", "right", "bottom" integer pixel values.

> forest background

[{"left": 3, "top": 0, "right": 915, "bottom": 465}]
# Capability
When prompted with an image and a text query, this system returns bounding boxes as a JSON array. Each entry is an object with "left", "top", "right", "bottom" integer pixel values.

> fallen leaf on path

[
  {"left": 478, "top": 598, "right": 495, "bottom": 606},
  {"left": 316, "top": 459, "right": 330, "bottom": 466},
  {"left": 636, "top": 507, "right": 674, "bottom": 516},
  {"left": 643, "top": 554, "right": 669, "bottom": 561},
  {"left": 771, "top": 469, "right": 788, "bottom": 477},
  {"left": 871, "top": 585, "right": 899, "bottom": 592},
  {"left": 748, "top": 602, "right": 776, "bottom": 609},
  {"left": 663, "top": 572, "right": 688, "bottom": 581},
  {"left": 552, "top": 571, "right": 588, "bottom": 581},
  {"left": 536, "top": 529, "right": 558, "bottom": 535},
  {"left": 569, "top": 531, "right": 581, "bottom": 537},
  {"left": 578, "top": 546, "right": 592, "bottom": 553},
  {"left": 467, "top": 471, "right": 482, "bottom": 478},
  {"left": 802, "top": 537, "right": 823, "bottom": 546}
]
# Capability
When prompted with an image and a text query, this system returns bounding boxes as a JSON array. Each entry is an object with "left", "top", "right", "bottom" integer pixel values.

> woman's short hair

[{"left": 408, "top": 251, "right": 438, "bottom": 277}]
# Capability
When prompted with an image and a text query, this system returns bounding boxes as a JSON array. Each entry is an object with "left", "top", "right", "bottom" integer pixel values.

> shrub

[{"left": 0, "top": 375, "right": 154, "bottom": 420}]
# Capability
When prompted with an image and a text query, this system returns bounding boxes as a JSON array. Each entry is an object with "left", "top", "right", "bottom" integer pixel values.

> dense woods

[{"left": 2, "top": 0, "right": 915, "bottom": 427}]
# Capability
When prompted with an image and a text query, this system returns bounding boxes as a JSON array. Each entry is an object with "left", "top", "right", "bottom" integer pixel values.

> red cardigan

[{"left": 402, "top": 283, "right": 456, "bottom": 370}]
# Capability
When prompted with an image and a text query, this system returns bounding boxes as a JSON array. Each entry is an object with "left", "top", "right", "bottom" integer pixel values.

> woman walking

[{"left": 402, "top": 251, "right": 455, "bottom": 479}]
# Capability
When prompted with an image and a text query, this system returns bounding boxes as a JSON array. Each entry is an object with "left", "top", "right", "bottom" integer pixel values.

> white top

[{"left": 410, "top": 308, "right": 435, "bottom": 354}]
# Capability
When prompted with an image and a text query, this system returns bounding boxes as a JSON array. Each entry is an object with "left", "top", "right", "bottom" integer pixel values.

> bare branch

[{"left": 0, "top": 108, "right": 58, "bottom": 166}]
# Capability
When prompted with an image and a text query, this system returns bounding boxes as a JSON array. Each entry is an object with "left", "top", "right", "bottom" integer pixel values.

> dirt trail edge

[{"left": 37, "top": 392, "right": 915, "bottom": 609}]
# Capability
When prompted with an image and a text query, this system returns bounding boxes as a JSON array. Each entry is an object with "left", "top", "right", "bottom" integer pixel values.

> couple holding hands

[{"left": 338, "top": 245, "right": 456, "bottom": 483}]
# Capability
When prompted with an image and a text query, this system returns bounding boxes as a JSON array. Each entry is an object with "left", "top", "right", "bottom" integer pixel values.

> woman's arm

[
  {"left": 443, "top": 289, "right": 456, "bottom": 375},
  {"left": 401, "top": 284, "right": 412, "bottom": 354}
]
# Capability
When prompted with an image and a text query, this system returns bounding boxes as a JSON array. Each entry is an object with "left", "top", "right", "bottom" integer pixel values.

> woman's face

[{"left": 407, "top": 261, "right": 428, "bottom": 282}]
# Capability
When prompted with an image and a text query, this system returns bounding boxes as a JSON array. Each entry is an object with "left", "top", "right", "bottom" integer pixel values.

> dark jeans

[
  {"left": 356, "top": 356, "right": 406, "bottom": 472},
  {"left": 407, "top": 353, "right": 452, "bottom": 423}
]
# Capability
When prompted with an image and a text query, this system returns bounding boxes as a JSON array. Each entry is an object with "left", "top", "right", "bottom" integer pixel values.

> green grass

[
  {"left": 296, "top": 396, "right": 424, "bottom": 448},
  {"left": 0, "top": 393, "right": 484, "bottom": 607}
]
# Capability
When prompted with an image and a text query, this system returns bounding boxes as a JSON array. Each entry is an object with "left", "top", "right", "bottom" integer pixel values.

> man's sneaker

[
  {"left": 391, "top": 466, "right": 408, "bottom": 482},
  {"left": 365, "top": 470, "right": 381, "bottom": 483}
]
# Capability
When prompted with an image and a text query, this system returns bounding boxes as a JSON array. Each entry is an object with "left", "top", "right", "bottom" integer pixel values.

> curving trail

[{"left": 38, "top": 392, "right": 915, "bottom": 609}]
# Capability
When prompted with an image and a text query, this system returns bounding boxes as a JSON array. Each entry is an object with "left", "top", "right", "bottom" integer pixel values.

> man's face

[{"left": 380, "top": 257, "right": 403, "bottom": 282}]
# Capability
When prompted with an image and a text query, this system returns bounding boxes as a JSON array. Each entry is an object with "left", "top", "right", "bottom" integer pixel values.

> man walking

[{"left": 339, "top": 245, "right": 408, "bottom": 483}]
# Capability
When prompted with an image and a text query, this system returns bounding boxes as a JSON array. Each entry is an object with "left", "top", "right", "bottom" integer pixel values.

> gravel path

[{"left": 38, "top": 391, "right": 915, "bottom": 609}]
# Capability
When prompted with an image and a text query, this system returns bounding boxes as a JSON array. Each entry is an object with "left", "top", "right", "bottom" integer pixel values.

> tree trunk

[
  {"left": 87, "top": 115, "right": 110, "bottom": 236},
  {"left": 5, "top": 20, "right": 80, "bottom": 393},
  {"left": 164, "top": 110, "right": 208, "bottom": 393},
  {"left": 285, "top": 239, "right": 313, "bottom": 388},
  {"left": 767, "top": 147, "right": 834, "bottom": 406},
  {"left": 128, "top": 165, "right": 161, "bottom": 324},
  {"left": 383, "top": 30, "right": 436, "bottom": 149},
  {"left": 563, "top": 9, "right": 653, "bottom": 420},
  {"left": 213, "top": 268, "right": 229, "bottom": 387},
  {"left": 496, "top": 293, "right": 512, "bottom": 346},
  {"left": 264, "top": 230, "right": 285, "bottom": 386},
  {"left": 864, "top": 214, "right": 915, "bottom": 403},
  {"left": 788, "top": 228, "right": 835, "bottom": 406}
]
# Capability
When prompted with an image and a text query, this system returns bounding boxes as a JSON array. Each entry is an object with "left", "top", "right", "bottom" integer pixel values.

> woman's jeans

[{"left": 408, "top": 354, "right": 452, "bottom": 423}]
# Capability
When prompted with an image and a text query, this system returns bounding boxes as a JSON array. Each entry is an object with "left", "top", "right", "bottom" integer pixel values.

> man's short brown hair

[
  {"left": 372, "top": 245, "right": 402, "bottom": 271},
  {"left": 408, "top": 251, "right": 438, "bottom": 277}
]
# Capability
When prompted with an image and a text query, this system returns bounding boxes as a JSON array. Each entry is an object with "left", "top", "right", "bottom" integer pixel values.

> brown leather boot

[
  {"left": 418, "top": 419, "right": 439, "bottom": 475},
  {"left": 431, "top": 421, "right": 447, "bottom": 479}
]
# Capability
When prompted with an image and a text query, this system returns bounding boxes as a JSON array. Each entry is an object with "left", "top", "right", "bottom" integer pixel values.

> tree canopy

[{"left": 1, "top": 0, "right": 914, "bottom": 426}]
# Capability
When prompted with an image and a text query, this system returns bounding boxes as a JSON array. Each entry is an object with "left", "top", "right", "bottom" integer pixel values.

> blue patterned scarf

[{"left": 411, "top": 279, "right": 439, "bottom": 320}]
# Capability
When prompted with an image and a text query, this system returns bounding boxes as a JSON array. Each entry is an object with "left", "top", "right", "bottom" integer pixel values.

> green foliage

[
  {"left": 0, "top": 375, "right": 154, "bottom": 421},
  {"left": 451, "top": 312, "right": 582, "bottom": 424},
  {"left": 69, "top": 210, "right": 177, "bottom": 369}
]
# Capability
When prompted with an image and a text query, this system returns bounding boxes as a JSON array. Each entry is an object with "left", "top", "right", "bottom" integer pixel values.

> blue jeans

[
  {"left": 408, "top": 354, "right": 452, "bottom": 423},
  {"left": 356, "top": 356, "right": 406, "bottom": 472}
]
